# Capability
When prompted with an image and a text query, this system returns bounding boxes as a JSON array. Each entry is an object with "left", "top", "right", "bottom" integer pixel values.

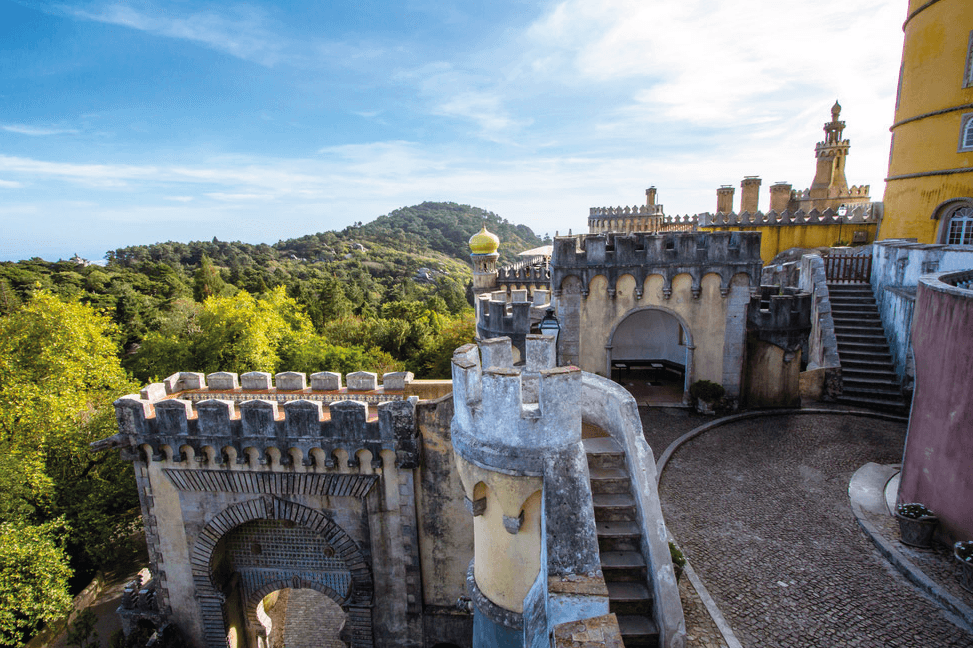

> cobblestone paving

[
  {"left": 638, "top": 406, "right": 704, "bottom": 458},
  {"left": 680, "top": 573, "right": 730, "bottom": 648},
  {"left": 657, "top": 413, "right": 973, "bottom": 647},
  {"left": 867, "top": 507, "right": 973, "bottom": 609}
]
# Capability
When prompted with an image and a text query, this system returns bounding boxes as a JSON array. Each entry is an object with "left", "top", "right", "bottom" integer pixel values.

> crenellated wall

[
  {"left": 744, "top": 287, "right": 812, "bottom": 408},
  {"left": 698, "top": 206, "right": 879, "bottom": 263},
  {"left": 551, "top": 232, "right": 761, "bottom": 400},
  {"left": 475, "top": 290, "right": 552, "bottom": 363}
]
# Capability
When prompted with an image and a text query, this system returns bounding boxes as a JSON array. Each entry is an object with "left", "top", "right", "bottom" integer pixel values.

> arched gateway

[
  {"left": 100, "top": 371, "right": 433, "bottom": 648},
  {"left": 191, "top": 497, "right": 372, "bottom": 647}
]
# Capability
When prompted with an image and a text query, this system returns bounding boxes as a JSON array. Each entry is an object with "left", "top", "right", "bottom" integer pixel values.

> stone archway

[
  {"left": 606, "top": 306, "right": 694, "bottom": 403},
  {"left": 190, "top": 497, "right": 373, "bottom": 648},
  {"left": 248, "top": 580, "right": 349, "bottom": 648}
]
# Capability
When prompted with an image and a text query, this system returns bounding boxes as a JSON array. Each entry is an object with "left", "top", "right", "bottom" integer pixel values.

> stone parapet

[
  {"left": 551, "top": 232, "right": 762, "bottom": 298},
  {"left": 476, "top": 291, "right": 551, "bottom": 361},
  {"left": 700, "top": 205, "right": 875, "bottom": 227},
  {"left": 110, "top": 374, "right": 421, "bottom": 470},
  {"left": 747, "top": 286, "right": 812, "bottom": 353}
]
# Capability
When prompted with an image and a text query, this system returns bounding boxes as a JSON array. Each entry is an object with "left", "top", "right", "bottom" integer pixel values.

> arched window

[
  {"left": 960, "top": 113, "right": 973, "bottom": 152},
  {"left": 946, "top": 205, "right": 973, "bottom": 245}
]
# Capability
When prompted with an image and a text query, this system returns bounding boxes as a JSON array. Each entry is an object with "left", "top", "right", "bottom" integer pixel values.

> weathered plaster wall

[
  {"left": 871, "top": 241, "right": 973, "bottom": 382},
  {"left": 898, "top": 271, "right": 973, "bottom": 542},
  {"left": 551, "top": 233, "right": 760, "bottom": 400},
  {"left": 744, "top": 339, "right": 802, "bottom": 408}
]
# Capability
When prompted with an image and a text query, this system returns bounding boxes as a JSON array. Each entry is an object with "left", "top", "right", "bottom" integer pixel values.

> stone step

[
  {"left": 588, "top": 467, "right": 632, "bottom": 494},
  {"left": 839, "top": 354, "right": 894, "bottom": 366},
  {"left": 842, "top": 366, "right": 898, "bottom": 378},
  {"left": 584, "top": 437, "right": 626, "bottom": 471},
  {"left": 615, "top": 615, "right": 660, "bottom": 648},
  {"left": 842, "top": 382, "right": 903, "bottom": 396},
  {"left": 600, "top": 551, "right": 647, "bottom": 582},
  {"left": 593, "top": 493, "right": 637, "bottom": 522},
  {"left": 596, "top": 520, "right": 642, "bottom": 553},
  {"left": 832, "top": 313, "right": 881, "bottom": 322},
  {"left": 836, "top": 395, "right": 909, "bottom": 414},
  {"left": 838, "top": 340, "right": 892, "bottom": 352},
  {"left": 607, "top": 581, "right": 653, "bottom": 616}
]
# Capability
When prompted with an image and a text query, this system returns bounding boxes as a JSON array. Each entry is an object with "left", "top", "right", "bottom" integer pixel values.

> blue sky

[{"left": 0, "top": 0, "right": 903, "bottom": 262}]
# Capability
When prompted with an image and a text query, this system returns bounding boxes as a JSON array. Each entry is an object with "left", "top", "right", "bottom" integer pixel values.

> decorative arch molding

[
  {"left": 190, "top": 496, "right": 373, "bottom": 648},
  {"left": 565, "top": 268, "right": 741, "bottom": 300},
  {"left": 932, "top": 197, "right": 973, "bottom": 245}
]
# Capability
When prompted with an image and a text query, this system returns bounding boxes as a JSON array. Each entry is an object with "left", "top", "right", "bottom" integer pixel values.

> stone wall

[
  {"left": 871, "top": 241, "right": 973, "bottom": 384},
  {"left": 551, "top": 232, "right": 761, "bottom": 401},
  {"left": 898, "top": 270, "right": 973, "bottom": 543}
]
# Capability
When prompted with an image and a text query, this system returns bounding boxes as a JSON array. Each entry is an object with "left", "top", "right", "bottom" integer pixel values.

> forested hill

[{"left": 108, "top": 201, "right": 544, "bottom": 268}]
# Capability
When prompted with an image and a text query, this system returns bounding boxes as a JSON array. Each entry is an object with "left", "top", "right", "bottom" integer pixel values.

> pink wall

[{"left": 899, "top": 273, "right": 973, "bottom": 542}]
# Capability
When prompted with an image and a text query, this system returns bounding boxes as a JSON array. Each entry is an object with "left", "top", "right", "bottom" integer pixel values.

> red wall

[{"left": 899, "top": 277, "right": 973, "bottom": 543}]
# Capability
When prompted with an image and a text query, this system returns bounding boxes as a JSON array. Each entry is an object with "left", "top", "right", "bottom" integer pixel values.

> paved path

[{"left": 652, "top": 412, "right": 973, "bottom": 647}]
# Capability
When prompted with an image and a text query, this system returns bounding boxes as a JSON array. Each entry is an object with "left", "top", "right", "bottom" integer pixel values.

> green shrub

[{"left": 689, "top": 379, "right": 725, "bottom": 403}]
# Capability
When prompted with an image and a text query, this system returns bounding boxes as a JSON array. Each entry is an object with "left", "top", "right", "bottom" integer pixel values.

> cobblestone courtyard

[{"left": 648, "top": 411, "right": 973, "bottom": 647}]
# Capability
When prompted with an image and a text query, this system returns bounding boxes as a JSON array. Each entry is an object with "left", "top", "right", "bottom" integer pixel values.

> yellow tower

[{"left": 881, "top": 0, "right": 973, "bottom": 243}]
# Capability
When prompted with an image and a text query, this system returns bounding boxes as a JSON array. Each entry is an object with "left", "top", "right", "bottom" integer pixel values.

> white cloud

[
  {"left": 0, "top": 179, "right": 23, "bottom": 188},
  {"left": 164, "top": 195, "right": 194, "bottom": 202},
  {"left": 2, "top": 124, "right": 78, "bottom": 136}
]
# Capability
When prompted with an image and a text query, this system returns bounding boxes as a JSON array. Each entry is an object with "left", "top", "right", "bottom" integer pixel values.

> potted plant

[
  {"left": 954, "top": 541, "right": 973, "bottom": 592},
  {"left": 894, "top": 502, "right": 938, "bottom": 548},
  {"left": 689, "top": 379, "right": 725, "bottom": 415},
  {"left": 669, "top": 541, "right": 686, "bottom": 583}
]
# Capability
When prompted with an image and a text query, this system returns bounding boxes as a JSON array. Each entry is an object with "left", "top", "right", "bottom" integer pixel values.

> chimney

[
  {"left": 769, "top": 182, "right": 793, "bottom": 212},
  {"left": 646, "top": 186, "right": 658, "bottom": 207},
  {"left": 717, "top": 185, "right": 735, "bottom": 214},
  {"left": 741, "top": 176, "right": 761, "bottom": 213}
]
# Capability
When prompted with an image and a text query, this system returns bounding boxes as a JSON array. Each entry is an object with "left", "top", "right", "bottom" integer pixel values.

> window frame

[
  {"left": 959, "top": 113, "right": 973, "bottom": 153},
  {"left": 935, "top": 199, "right": 973, "bottom": 246},
  {"left": 965, "top": 30, "right": 973, "bottom": 88}
]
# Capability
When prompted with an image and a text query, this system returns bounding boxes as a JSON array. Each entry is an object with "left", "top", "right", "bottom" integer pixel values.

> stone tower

[{"left": 469, "top": 225, "right": 500, "bottom": 296}]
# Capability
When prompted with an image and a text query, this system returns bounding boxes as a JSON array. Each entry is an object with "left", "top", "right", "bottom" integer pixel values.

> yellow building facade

[{"left": 881, "top": 0, "right": 973, "bottom": 243}]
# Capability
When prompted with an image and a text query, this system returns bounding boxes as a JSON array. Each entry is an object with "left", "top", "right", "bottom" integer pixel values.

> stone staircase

[
  {"left": 584, "top": 436, "right": 659, "bottom": 648},
  {"left": 827, "top": 283, "right": 909, "bottom": 414}
]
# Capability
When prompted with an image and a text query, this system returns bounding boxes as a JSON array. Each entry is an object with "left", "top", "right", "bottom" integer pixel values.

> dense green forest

[{"left": 0, "top": 202, "right": 544, "bottom": 645}]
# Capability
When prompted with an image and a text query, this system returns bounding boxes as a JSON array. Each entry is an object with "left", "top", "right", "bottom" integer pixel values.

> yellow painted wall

[
  {"left": 700, "top": 224, "right": 877, "bottom": 264},
  {"left": 455, "top": 456, "right": 543, "bottom": 614},
  {"left": 882, "top": 0, "right": 973, "bottom": 241},
  {"left": 577, "top": 271, "right": 750, "bottom": 385}
]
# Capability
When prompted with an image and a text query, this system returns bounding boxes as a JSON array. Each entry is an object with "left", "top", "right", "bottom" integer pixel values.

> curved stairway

[
  {"left": 584, "top": 436, "right": 660, "bottom": 648},
  {"left": 827, "top": 283, "right": 909, "bottom": 414}
]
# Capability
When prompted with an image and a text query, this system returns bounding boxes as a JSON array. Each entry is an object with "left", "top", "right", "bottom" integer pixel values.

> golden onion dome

[{"left": 469, "top": 225, "right": 500, "bottom": 255}]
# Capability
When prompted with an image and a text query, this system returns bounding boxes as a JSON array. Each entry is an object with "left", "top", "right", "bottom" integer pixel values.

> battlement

[
  {"left": 551, "top": 231, "right": 762, "bottom": 297},
  {"left": 108, "top": 370, "right": 421, "bottom": 469},
  {"left": 588, "top": 204, "right": 666, "bottom": 217},
  {"left": 450, "top": 336, "right": 580, "bottom": 476},
  {"left": 701, "top": 206, "right": 876, "bottom": 227},
  {"left": 747, "top": 286, "right": 812, "bottom": 352},
  {"left": 496, "top": 261, "right": 550, "bottom": 287}
]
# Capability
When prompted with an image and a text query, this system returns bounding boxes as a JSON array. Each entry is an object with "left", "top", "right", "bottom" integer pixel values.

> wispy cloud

[
  {"left": 60, "top": 2, "right": 287, "bottom": 66},
  {"left": 0, "top": 179, "right": 23, "bottom": 188},
  {"left": 2, "top": 124, "right": 78, "bottom": 136}
]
